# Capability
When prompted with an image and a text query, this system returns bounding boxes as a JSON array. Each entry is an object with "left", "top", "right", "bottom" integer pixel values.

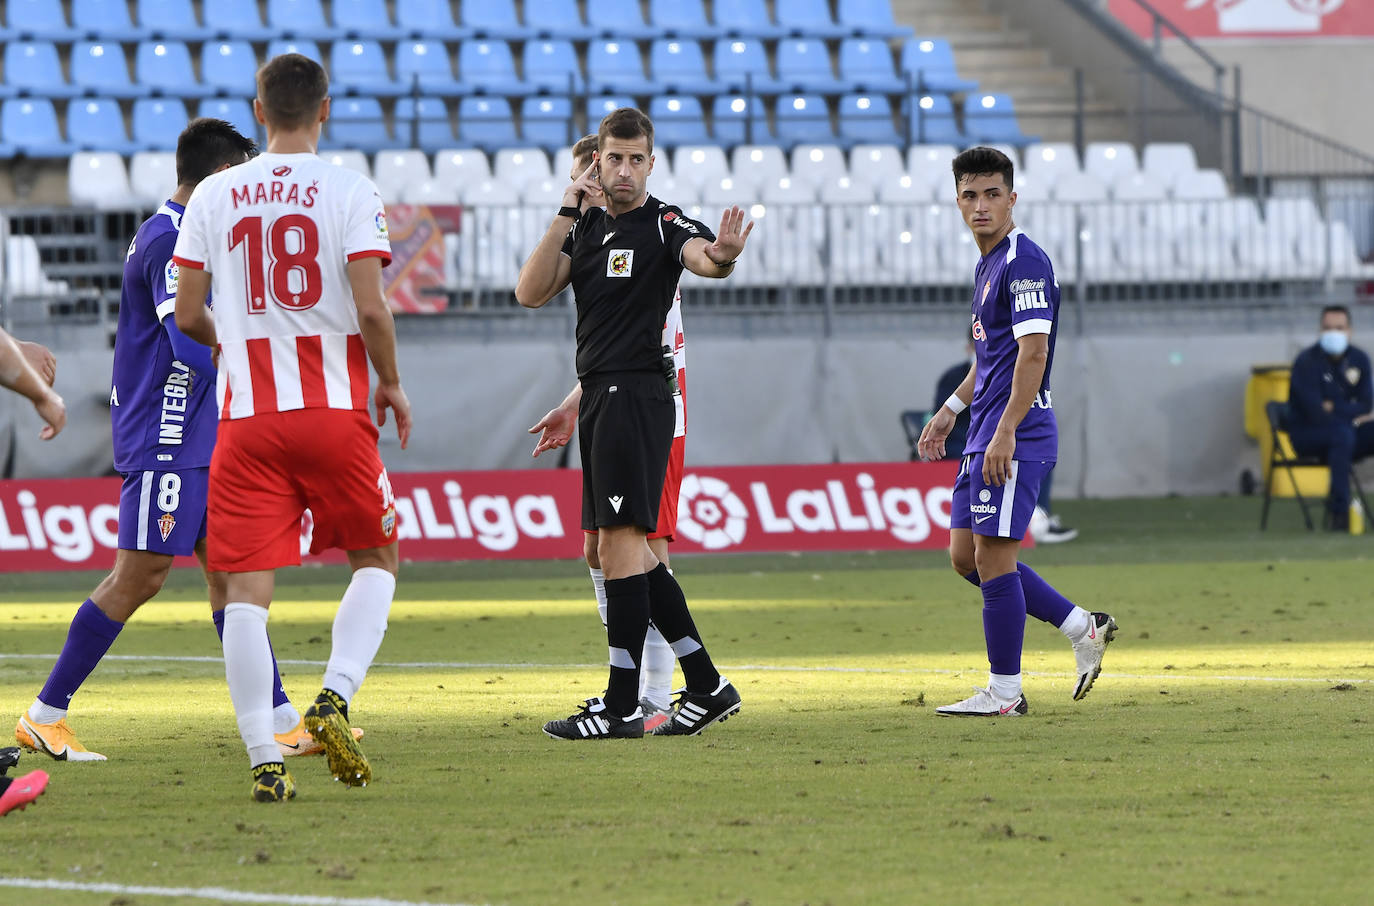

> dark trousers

[{"left": 1289, "top": 420, "right": 1374, "bottom": 511}]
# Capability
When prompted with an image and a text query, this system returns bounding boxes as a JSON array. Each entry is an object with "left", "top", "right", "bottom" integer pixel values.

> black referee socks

[
  {"left": 603, "top": 573, "right": 651, "bottom": 717},
  {"left": 645, "top": 563, "right": 721, "bottom": 695}
]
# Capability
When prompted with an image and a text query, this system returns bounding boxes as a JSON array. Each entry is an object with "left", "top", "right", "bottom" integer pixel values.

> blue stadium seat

[
  {"left": 650, "top": 96, "right": 709, "bottom": 147},
  {"left": 775, "top": 0, "right": 848, "bottom": 38},
  {"left": 713, "top": 39, "right": 784, "bottom": 94},
  {"left": 71, "top": 42, "right": 149, "bottom": 99},
  {"left": 775, "top": 94, "right": 835, "bottom": 147},
  {"left": 649, "top": 0, "right": 717, "bottom": 39},
  {"left": 462, "top": 0, "right": 532, "bottom": 40},
  {"left": 395, "top": 41, "right": 467, "bottom": 97},
  {"left": 523, "top": 0, "right": 595, "bottom": 40},
  {"left": 72, "top": 0, "right": 151, "bottom": 41},
  {"left": 460, "top": 41, "right": 531, "bottom": 97},
  {"left": 266, "top": 0, "right": 341, "bottom": 40},
  {"left": 132, "top": 97, "right": 188, "bottom": 151},
  {"left": 775, "top": 39, "right": 843, "bottom": 94},
  {"left": 2, "top": 99, "right": 77, "bottom": 157},
  {"left": 198, "top": 98, "right": 260, "bottom": 145},
  {"left": 587, "top": 41, "right": 663, "bottom": 96},
  {"left": 712, "top": 0, "right": 785, "bottom": 39},
  {"left": 962, "top": 93, "right": 1037, "bottom": 145},
  {"left": 523, "top": 41, "right": 584, "bottom": 95},
  {"left": 906, "top": 94, "right": 963, "bottom": 145},
  {"left": 136, "top": 0, "right": 212, "bottom": 41},
  {"left": 331, "top": 41, "right": 405, "bottom": 97},
  {"left": 900, "top": 38, "right": 978, "bottom": 94},
  {"left": 521, "top": 96, "right": 575, "bottom": 152},
  {"left": 137, "top": 42, "right": 214, "bottom": 98},
  {"left": 712, "top": 93, "right": 773, "bottom": 146},
  {"left": 586, "top": 95, "right": 637, "bottom": 129},
  {"left": 838, "top": 39, "right": 907, "bottom": 94},
  {"left": 836, "top": 0, "right": 915, "bottom": 39},
  {"left": 326, "top": 97, "right": 393, "bottom": 153},
  {"left": 457, "top": 96, "right": 517, "bottom": 153},
  {"left": 4, "top": 42, "right": 80, "bottom": 99},
  {"left": 67, "top": 98, "right": 139, "bottom": 154},
  {"left": 265, "top": 39, "right": 324, "bottom": 64},
  {"left": 590, "top": 0, "right": 658, "bottom": 39},
  {"left": 201, "top": 41, "right": 258, "bottom": 97},
  {"left": 650, "top": 40, "right": 719, "bottom": 94},
  {"left": 395, "top": 97, "right": 456, "bottom": 154},
  {"left": 2, "top": 0, "right": 75, "bottom": 41},
  {"left": 395, "top": 0, "right": 470, "bottom": 40},
  {"left": 332, "top": 0, "right": 405, "bottom": 40},
  {"left": 837, "top": 93, "right": 899, "bottom": 147},
  {"left": 203, "top": 0, "right": 275, "bottom": 40}
]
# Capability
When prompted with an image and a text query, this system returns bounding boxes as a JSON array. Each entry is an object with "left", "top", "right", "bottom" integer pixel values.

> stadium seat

[
  {"left": 983, "top": 142, "right": 1022, "bottom": 172},
  {"left": 198, "top": 98, "right": 259, "bottom": 145},
  {"left": 129, "top": 150, "right": 177, "bottom": 206},
  {"left": 266, "top": 39, "right": 323, "bottom": 64},
  {"left": 907, "top": 95, "right": 963, "bottom": 146},
  {"left": 434, "top": 147, "right": 493, "bottom": 188},
  {"left": 137, "top": 0, "right": 212, "bottom": 40},
  {"left": 838, "top": 40, "right": 907, "bottom": 94},
  {"left": 649, "top": 0, "right": 717, "bottom": 39},
  {"left": 1023, "top": 142, "right": 1078, "bottom": 187},
  {"left": 203, "top": 0, "right": 274, "bottom": 40},
  {"left": 775, "top": 0, "right": 847, "bottom": 38},
  {"left": 72, "top": 0, "right": 150, "bottom": 41},
  {"left": 713, "top": 39, "right": 785, "bottom": 95},
  {"left": 522, "top": 0, "right": 595, "bottom": 40},
  {"left": 730, "top": 144, "right": 789, "bottom": 192},
  {"left": 1141, "top": 142, "right": 1199, "bottom": 184},
  {"left": 1264, "top": 196, "right": 1323, "bottom": 238},
  {"left": 322, "top": 149, "right": 371, "bottom": 177},
  {"left": 201, "top": 41, "right": 259, "bottom": 97},
  {"left": 373, "top": 149, "right": 433, "bottom": 201},
  {"left": 521, "top": 176, "right": 568, "bottom": 206},
  {"left": 819, "top": 174, "right": 876, "bottom": 204},
  {"left": 462, "top": 0, "right": 533, "bottom": 40},
  {"left": 136, "top": 41, "right": 214, "bottom": 98},
  {"left": 4, "top": 42, "right": 80, "bottom": 99},
  {"left": 1050, "top": 173, "right": 1109, "bottom": 204},
  {"left": 326, "top": 97, "right": 393, "bottom": 153},
  {"left": 837, "top": 94, "right": 900, "bottom": 147},
  {"left": 713, "top": 94, "right": 774, "bottom": 146},
  {"left": 650, "top": 96, "right": 710, "bottom": 147},
  {"left": 776, "top": 95, "right": 836, "bottom": 148},
  {"left": 332, "top": 0, "right": 405, "bottom": 40},
  {"left": 847, "top": 143, "right": 905, "bottom": 190},
  {"left": 68, "top": 151, "right": 133, "bottom": 208},
  {"left": 394, "top": 0, "right": 470, "bottom": 40},
  {"left": 331, "top": 40, "right": 405, "bottom": 97},
  {"left": 712, "top": 0, "right": 785, "bottom": 39},
  {"left": 907, "top": 143, "right": 959, "bottom": 191},
  {"left": 395, "top": 97, "right": 456, "bottom": 153},
  {"left": 775, "top": 39, "right": 843, "bottom": 94},
  {"left": 521, "top": 96, "right": 576, "bottom": 152},
  {"left": 651, "top": 40, "right": 719, "bottom": 94},
  {"left": 131, "top": 98, "right": 188, "bottom": 152},
  {"left": 2, "top": 99, "right": 76, "bottom": 157},
  {"left": 1084, "top": 142, "right": 1140, "bottom": 184},
  {"left": 589, "top": 0, "right": 659, "bottom": 39},
  {"left": 827, "top": 192, "right": 885, "bottom": 281},
  {"left": 587, "top": 41, "right": 663, "bottom": 96},
  {"left": 837, "top": 0, "right": 915, "bottom": 39},
  {"left": 458, "top": 97, "right": 518, "bottom": 152},
  {"left": 2, "top": 0, "right": 74, "bottom": 41},
  {"left": 552, "top": 146, "right": 577, "bottom": 181},
  {"left": 523, "top": 41, "right": 584, "bottom": 95},
  {"left": 587, "top": 95, "right": 637, "bottom": 127},
  {"left": 875, "top": 172, "right": 936, "bottom": 204},
  {"left": 265, "top": 0, "right": 340, "bottom": 40},
  {"left": 71, "top": 42, "right": 149, "bottom": 99},
  {"left": 790, "top": 143, "right": 848, "bottom": 189},
  {"left": 900, "top": 39, "right": 978, "bottom": 94},
  {"left": 395, "top": 41, "right": 466, "bottom": 97},
  {"left": 1172, "top": 169, "right": 1228, "bottom": 201},
  {"left": 402, "top": 179, "right": 461, "bottom": 204},
  {"left": 461, "top": 41, "right": 531, "bottom": 97},
  {"left": 493, "top": 148, "right": 552, "bottom": 193},
  {"left": 962, "top": 94, "right": 1036, "bottom": 145},
  {"left": 1112, "top": 171, "right": 1168, "bottom": 202},
  {"left": 1206, "top": 197, "right": 1263, "bottom": 240},
  {"left": 673, "top": 145, "right": 730, "bottom": 192},
  {"left": 67, "top": 98, "right": 139, "bottom": 154}
]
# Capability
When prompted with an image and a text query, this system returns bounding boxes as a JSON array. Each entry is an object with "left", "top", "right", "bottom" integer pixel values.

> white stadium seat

[
  {"left": 983, "top": 142, "right": 1022, "bottom": 172},
  {"left": 1050, "top": 173, "right": 1109, "bottom": 204},
  {"left": 1112, "top": 171, "right": 1168, "bottom": 202},
  {"left": 789, "top": 144, "right": 848, "bottom": 189},
  {"left": 1263, "top": 196, "right": 1323, "bottom": 239},
  {"left": 1141, "top": 142, "right": 1199, "bottom": 185},
  {"left": 673, "top": 145, "right": 730, "bottom": 191},
  {"left": 1084, "top": 142, "right": 1139, "bottom": 184},
  {"left": 907, "top": 143, "right": 958, "bottom": 193},
  {"left": 730, "top": 145, "right": 789, "bottom": 192},
  {"left": 1235, "top": 223, "right": 1301, "bottom": 279},
  {"left": 1023, "top": 142, "right": 1079, "bottom": 185},
  {"left": 847, "top": 144, "right": 905, "bottom": 190},
  {"left": 818, "top": 175, "right": 876, "bottom": 204},
  {"left": 372, "top": 149, "right": 433, "bottom": 201},
  {"left": 876, "top": 173, "right": 936, "bottom": 205},
  {"left": 1172, "top": 169, "right": 1228, "bottom": 201},
  {"left": 5, "top": 235, "right": 69, "bottom": 297},
  {"left": 492, "top": 148, "right": 552, "bottom": 193},
  {"left": 129, "top": 151, "right": 177, "bottom": 207},
  {"left": 433, "top": 148, "right": 493, "bottom": 189},
  {"left": 400, "top": 179, "right": 459, "bottom": 204},
  {"left": 1174, "top": 226, "right": 1240, "bottom": 280},
  {"left": 519, "top": 177, "right": 567, "bottom": 206},
  {"left": 68, "top": 152, "right": 132, "bottom": 209},
  {"left": 322, "top": 150, "right": 371, "bottom": 178}
]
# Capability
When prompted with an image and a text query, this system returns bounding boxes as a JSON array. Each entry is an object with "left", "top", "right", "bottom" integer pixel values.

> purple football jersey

[
  {"left": 110, "top": 202, "right": 217, "bottom": 472},
  {"left": 965, "top": 228, "right": 1058, "bottom": 462}
]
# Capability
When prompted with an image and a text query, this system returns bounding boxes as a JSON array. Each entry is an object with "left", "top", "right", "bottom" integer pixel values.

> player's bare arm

[
  {"left": 528, "top": 382, "right": 583, "bottom": 457},
  {"left": 515, "top": 162, "right": 599, "bottom": 308},
  {"left": 983, "top": 333, "right": 1049, "bottom": 486},
  {"left": 17, "top": 341, "right": 56, "bottom": 385},
  {"left": 681, "top": 206, "right": 755, "bottom": 278},
  {"left": 173, "top": 267, "right": 217, "bottom": 347},
  {"left": 0, "top": 328, "right": 65, "bottom": 439},
  {"left": 347, "top": 256, "right": 412, "bottom": 450},
  {"left": 919, "top": 362, "right": 975, "bottom": 461}
]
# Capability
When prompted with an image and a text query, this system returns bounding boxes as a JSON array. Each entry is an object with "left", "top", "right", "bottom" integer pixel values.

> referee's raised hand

[
  {"left": 706, "top": 205, "right": 755, "bottom": 265},
  {"left": 563, "top": 161, "right": 601, "bottom": 209}
]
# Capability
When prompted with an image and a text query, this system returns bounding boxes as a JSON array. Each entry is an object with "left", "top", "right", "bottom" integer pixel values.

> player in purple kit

[
  {"left": 918, "top": 147, "right": 1117, "bottom": 717},
  {"left": 14, "top": 120, "right": 338, "bottom": 761}
]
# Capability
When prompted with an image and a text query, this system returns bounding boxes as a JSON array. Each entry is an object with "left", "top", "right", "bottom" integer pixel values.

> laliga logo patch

[
  {"left": 381, "top": 506, "right": 397, "bottom": 538},
  {"left": 677, "top": 474, "right": 748, "bottom": 551},
  {"left": 165, "top": 260, "right": 179, "bottom": 296},
  {"left": 607, "top": 249, "right": 633, "bottom": 277},
  {"left": 374, "top": 210, "right": 388, "bottom": 238},
  {"left": 157, "top": 512, "right": 175, "bottom": 542}
]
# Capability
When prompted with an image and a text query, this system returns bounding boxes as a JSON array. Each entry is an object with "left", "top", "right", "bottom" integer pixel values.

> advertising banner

[
  {"left": 1109, "top": 0, "right": 1374, "bottom": 38},
  {"left": 382, "top": 204, "right": 461, "bottom": 314},
  {"left": 0, "top": 462, "right": 960, "bottom": 573}
]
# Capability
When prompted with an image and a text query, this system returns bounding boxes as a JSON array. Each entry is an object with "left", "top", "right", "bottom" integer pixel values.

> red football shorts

[
  {"left": 585, "top": 433, "right": 685, "bottom": 543},
  {"left": 208, "top": 409, "right": 397, "bottom": 572}
]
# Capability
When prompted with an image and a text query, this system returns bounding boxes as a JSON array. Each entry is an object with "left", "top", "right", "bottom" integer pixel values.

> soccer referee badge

[{"left": 607, "top": 249, "right": 633, "bottom": 277}]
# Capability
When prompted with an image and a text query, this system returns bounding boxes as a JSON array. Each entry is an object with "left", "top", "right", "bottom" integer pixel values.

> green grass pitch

[{"left": 1, "top": 496, "right": 1372, "bottom": 906}]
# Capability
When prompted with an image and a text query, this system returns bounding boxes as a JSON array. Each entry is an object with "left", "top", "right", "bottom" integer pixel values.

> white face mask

[{"left": 1319, "top": 329, "right": 1349, "bottom": 357}]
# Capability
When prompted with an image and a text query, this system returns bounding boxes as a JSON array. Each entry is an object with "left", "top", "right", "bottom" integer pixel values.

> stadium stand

[
  {"left": 331, "top": 40, "right": 405, "bottom": 97},
  {"left": 522, "top": 0, "right": 594, "bottom": 41},
  {"left": 712, "top": 0, "right": 786, "bottom": 39},
  {"left": 197, "top": 98, "right": 259, "bottom": 145},
  {"left": 462, "top": 0, "right": 534, "bottom": 41},
  {"left": 3, "top": 99, "right": 77, "bottom": 157},
  {"left": 713, "top": 38, "right": 784, "bottom": 94},
  {"left": 838, "top": 94, "right": 901, "bottom": 147},
  {"left": 458, "top": 96, "right": 518, "bottom": 152},
  {"left": 775, "top": 0, "right": 847, "bottom": 39},
  {"left": 649, "top": 0, "right": 718, "bottom": 40},
  {"left": 203, "top": 0, "right": 275, "bottom": 41},
  {"left": 394, "top": 0, "right": 469, "bottom": 40},
  {"left": 128, "top": 150, "right": 177, "bottom": 206},
  {"left": 137, "top": 0, "right": 213, "bottom": 41},
  {"left": 333, "top": 0, "right": 405, "bottom": 40},
  {"left": 266, "top": 0, "right": 341, "bottom": 41},
  {"left": 137, "top": 41, "right": 215, "bottom": 98},
  {"left": 373, "top": 149, "right": 434, "bottom": 200},
  {"left": 202, "top": 41, "right": 260, "bottom": 96},
  {"left": 838, "top": 39, "right": 907, "bottom": 95},
  {"left": 651, "top": 39, "right": 719, "bottom": 94},
  {"left": 73, "top": 0, "right": 152, "bottom": 41},
  {"left": 713, "top": 93, "right": 775, "bottom": 146},
  {"left": 651, "top": 95, "right": 711, "bottom": 147},
  {"left": 4, "top": 41, "right": 80, "bottom": 99},
  {"left": 395, "top": 96, "right": 456, "bottom": 153},
  {"left": 521, "top": 96, "right": 576, "bottom": 152},
  {"left": 131, "top": 98, "right": 188, "bottom": 152},
  {"left": 68, "top": 99, "right": 139, "bottom": 155},
  {"left": 395, "top": 41, "right": 466, "bottom": 96},
  {"left": 68, "top": 152, "right": 133, "bottom": 208},
  {"left": 523, "top": 40, "right": 584, "bottom": 94},
  {"left": 838, "top": 0, "right": 915, "bottom": 40},
  {"left": 2, "top": 0, "right": 75, "bottom": 41},
  {"left": 325, "top": 96, "right": 392, "bottom": 153},
  {"left": 461, "top": 40, "right": 531, "bottom": 96},
  {"left": 776, "top": 94, "right": 836, "bottom": 147},
  {"left": 900, "top": 38, "right": 978, "bottom": 94}
]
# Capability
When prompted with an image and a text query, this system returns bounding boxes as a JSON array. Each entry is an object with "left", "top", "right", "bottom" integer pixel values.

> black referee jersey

[{"left": 561, "top": 194, "right": 714, "bottom": 379}]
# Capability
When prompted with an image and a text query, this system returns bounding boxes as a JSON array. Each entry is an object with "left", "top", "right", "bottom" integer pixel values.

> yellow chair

[{"left": 1260, "top": 400, "right": 1371, "bottom": 530}]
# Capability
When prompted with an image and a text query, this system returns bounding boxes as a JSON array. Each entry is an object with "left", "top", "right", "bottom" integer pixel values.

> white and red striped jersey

[
  {"left": 171, "top": 152, "right": 391, "bottom": 420},
  {"left": 664, "top": 285, "right": 686, "bottom": 439}
]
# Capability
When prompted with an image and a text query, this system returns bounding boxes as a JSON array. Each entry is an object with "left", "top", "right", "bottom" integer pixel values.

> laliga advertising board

[{"left": 0, "top": 462, "right": 960, "bottom": 572}]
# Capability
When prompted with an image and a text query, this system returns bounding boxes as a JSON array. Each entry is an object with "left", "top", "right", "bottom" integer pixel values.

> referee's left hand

[
  {"left": 705, "top": 206, "right": 755, "bottom": 266},
  {"left": 528, "top": 405, "right": 576, "bottom": 457}
]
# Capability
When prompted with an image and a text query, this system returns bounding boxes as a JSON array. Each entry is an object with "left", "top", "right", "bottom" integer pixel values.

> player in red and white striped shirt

[{"left": 173, "top": 54, "right": 412, "bottom": 802}]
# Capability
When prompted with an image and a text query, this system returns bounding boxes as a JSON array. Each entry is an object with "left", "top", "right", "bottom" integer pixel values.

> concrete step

[
  {"left": 954, "top": 47, "right": 1053, "bottom": 70},
  {"left": 941, "top": 28, "right": 1036, "bottom": 49},
  {"left": 913, "top": 11, "right": 1009, "bottom": 35}
]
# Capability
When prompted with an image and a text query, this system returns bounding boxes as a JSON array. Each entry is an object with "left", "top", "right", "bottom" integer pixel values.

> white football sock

[
  {"left": 273, "top": 702, "right": 301, "bottom": 735},
  {"left": 590, "top": 566, "right": 607, "bottom": 627},
  {"left": 27, "top": 700, "right": 66, "bottom": 725},
  {"left": 1058, "top": 607, "right": 1092, "bottom": 642},
  {"left": 639, "top": 623, "right": 675, "bottom": 710},
  {"left": 988, "top": 672, "right": 1022, "bottom": 701},
  {"left": 223, "top": 603, "right": 278, "bottom": 767},
  {"left": 321, "top": 567, "right": 395, "bottom": 705}
]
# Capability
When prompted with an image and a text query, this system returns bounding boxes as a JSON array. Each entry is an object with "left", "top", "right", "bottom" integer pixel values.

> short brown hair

[
  {"left": 597, "top": 107, "right": 653, "bottom": 155},
  {"left": 572, "top": 132, "right": 598, "bottom": 166},
  {"left": 951, "top": 146, "right": 1014, "bottom": 191},
  {"left": 256, "top": 53, "right": 329, "bottom": 130}
]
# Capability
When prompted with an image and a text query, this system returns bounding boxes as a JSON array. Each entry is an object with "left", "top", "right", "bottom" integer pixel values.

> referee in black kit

[{"left": 516, "top": 107, "right": 754, "bottom": 740}]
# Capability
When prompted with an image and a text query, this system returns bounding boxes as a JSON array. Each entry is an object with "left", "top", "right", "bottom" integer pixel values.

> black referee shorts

[{"left": 578, "top": 371, "right": 675, "bottom": 532}]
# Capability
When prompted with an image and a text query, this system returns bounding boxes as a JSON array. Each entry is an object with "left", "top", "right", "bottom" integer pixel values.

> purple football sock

[
  {"left": 213, "top": 609, "right": 291, "bottom": 710},
  {"left": 980, "top": 572, "right": 1026, "bottom": 677},
  {"left": 965, "top": 566, "right": 1073, "bottom": 626},
  {"left": 36, "top": 599, "right": 124, "bottom": 711}
]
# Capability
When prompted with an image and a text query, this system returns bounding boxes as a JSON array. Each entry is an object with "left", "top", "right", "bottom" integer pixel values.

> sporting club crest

[{"left": 157, "top": 512, "right": 175, "bottom": 542}]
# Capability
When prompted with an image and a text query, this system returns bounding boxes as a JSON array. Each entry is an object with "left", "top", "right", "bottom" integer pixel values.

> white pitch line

[
  {"left": 0, "top": 878, "right": 480, "bottom": 906},
  {"left": 0, "top": 653, "right": 1369, "bottom": 685}
]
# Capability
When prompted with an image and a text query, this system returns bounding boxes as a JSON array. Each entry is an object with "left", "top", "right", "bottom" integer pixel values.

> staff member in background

[{"left": 1286, "top": 304, "right": 1374, "bottom": 531}]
